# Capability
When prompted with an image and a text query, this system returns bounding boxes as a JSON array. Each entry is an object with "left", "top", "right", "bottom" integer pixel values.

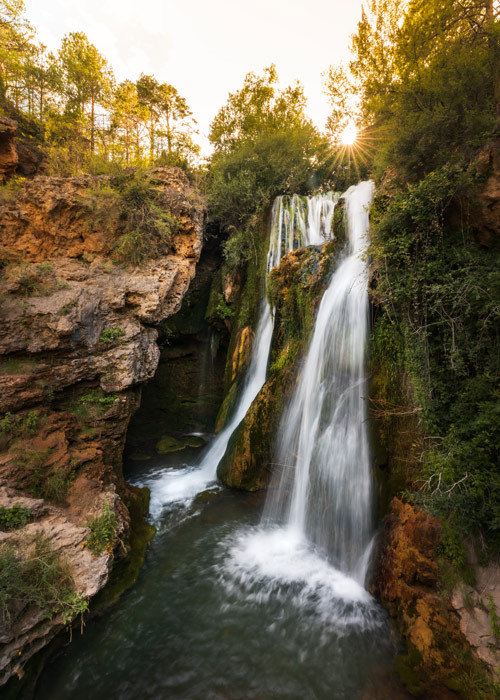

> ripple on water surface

[{"left": 34, "top": 491, "right": 394, "bottom": 700}]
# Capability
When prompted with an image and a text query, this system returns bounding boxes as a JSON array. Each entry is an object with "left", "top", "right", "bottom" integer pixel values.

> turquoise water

[{"left": 34, "top": 452, "right": 396, "bottom": 700}]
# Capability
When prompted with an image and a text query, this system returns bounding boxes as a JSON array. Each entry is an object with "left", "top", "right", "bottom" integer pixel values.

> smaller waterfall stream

[{"left": 143, "top": 192, "right": 338, "bottom": 515}]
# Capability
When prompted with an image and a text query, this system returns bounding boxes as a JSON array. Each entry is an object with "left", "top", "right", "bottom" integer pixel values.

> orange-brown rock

[
  {"left": 0, "top": 117, "right": 18, "bottom": 179},
  {"left": 222, "top": 267, "right": 243, "bottom": 304},
  {"left": 0, "top": 166, "right": 205, "bottom": 685},
  {"left": 375, "top": 499, "right": 496, "bottom": 696},
  {"left": 231, "top": 326, "right": 254, "bottom": 383}
]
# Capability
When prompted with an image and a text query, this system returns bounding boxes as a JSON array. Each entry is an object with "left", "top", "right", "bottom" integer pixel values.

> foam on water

[{"left": 217, "top": 525, "right": 386, "bottom": 634}]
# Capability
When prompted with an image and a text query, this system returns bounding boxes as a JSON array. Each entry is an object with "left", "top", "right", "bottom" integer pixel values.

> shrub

[
  {"left": 0, "top": 533, "right": 88, "bottom": 628},
  {"left": 99, "top": 327, "right": 125, "bottom": 344},
  {"left": 85, "top": 503, "right": 117, "bottom": 557},
  {"left": 112, "top": 171, "right": 180, "bottom": 266},
  {"left": 79, "top": 391, "right": 117, "bottom": 409},
  {"left": 0, "top": 505, "right": 31, "bottom": 531}
]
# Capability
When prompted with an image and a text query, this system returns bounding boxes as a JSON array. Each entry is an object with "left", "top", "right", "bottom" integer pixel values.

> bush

[
  {"left": 112, "top": 170, "right": 180, "bottom": 265},
  {"left": 0, "top": 533, "right": 88, "bottom": 628},
  {"left": 0, "top": 505, "right": 31, "bottom": 531},
  {"left": 79, "top": 390, "right": 117, "bottom": 409},
  {"left": 85, "top": 503, "right": 117, "bottom": 557},
  {"left": 99, "top": 327, "right": 124, "bottom": 344},
  {"left": 370, "top": 166, "right": 500, "bottom": 550}
]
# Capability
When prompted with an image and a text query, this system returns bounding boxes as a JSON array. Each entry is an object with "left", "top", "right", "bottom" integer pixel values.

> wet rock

[{"left": 156, "top": 436, "right": 186, "bottom": 453}]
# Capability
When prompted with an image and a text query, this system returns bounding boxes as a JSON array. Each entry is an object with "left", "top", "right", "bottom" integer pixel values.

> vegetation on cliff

[
  {"left": 336, "top": 0, "right": 500, "bottom": 554},
  {"left": 324, "top": 0, "right": 500, "bottom": 694}
]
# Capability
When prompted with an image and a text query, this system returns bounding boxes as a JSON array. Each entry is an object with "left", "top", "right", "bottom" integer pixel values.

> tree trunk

[{"left": 90, "top": 97, "right": 95, "bottom": 154}]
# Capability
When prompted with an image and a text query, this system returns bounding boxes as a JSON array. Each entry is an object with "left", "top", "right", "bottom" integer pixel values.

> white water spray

[
  {"left": 222, "top": 182, "right": 379, "bottom": 622},
  {"left": 143, "top": 192, "right": 339, "bottom": 515},
  {"left": 264, "top": 180, "right": 375, "bottom": 581}
]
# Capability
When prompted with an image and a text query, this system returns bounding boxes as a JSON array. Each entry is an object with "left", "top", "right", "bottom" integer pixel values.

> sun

[{"left": 340, "top": 123, "right": 358, "bottom": 146}]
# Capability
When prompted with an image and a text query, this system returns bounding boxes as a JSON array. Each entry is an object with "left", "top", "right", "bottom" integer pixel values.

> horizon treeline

[{"left": 0, "top": 0, "right": 200, "bottom": 173}]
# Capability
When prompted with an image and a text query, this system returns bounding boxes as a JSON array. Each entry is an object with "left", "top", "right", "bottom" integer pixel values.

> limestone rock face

[
  {"left": 451, "top": 562, "right": 500, "bottom": 676},
  {"left": 0, "top": 117, "right": 18, "bottom": 179},
  {"left": 0, "top": 166, "right": 205, "bottom": 685},
  {"left": 374, "top": 499, "right": 497, "bottom": 694}
]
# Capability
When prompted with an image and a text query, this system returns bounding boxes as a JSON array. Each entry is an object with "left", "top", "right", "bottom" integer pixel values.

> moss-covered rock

[
  {"left": 156, "top": 435, "right": 185, "bottom": 453},
  {"left": 374, "top": 499, "right": 498, "bottom": 699},
  {"left": 218, "top": 238, "right": 342, "bottom": 491},
  {"left": 217, "top": 378, "right": 279, "bottom": 490}
]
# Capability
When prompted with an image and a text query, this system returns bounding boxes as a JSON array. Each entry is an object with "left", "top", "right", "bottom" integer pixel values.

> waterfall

[
  {"left": 143, "top": 192, "right": 339, "bottom": 515},
  {"left": 264, "top": 180, "right": 375, "bottom": 581}
]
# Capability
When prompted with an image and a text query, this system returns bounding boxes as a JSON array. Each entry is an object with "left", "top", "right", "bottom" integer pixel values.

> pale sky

[{"left": 24, "top": 0, "right": 364, "bottom": 154}]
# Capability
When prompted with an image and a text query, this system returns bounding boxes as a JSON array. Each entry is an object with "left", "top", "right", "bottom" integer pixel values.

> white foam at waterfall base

[{"left": 217, "top": 525, "right": 386, "bottom": 634}]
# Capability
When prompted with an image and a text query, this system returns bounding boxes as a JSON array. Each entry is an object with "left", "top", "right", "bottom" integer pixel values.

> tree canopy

[{"left": 0, "top": 1, "right": 200, "bottom": 173}]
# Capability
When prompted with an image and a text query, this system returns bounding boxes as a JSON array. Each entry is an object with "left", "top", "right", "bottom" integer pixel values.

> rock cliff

[{"left": 0, "top": 165, "right": 205, "bottom": 685}]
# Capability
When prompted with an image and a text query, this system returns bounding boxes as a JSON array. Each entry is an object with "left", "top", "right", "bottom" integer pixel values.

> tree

[
  {"left": 208, "top": 66, "right": 334, "bottom": 245},
  {"left": 136, "top": 73, "right": 162, "bottom": 161},
  {"left": 136, "top": 73, "right": 199, "bottom": 167},
  {"left": 58, "top": 32, "right": 114, "bottom": 153},
  {"left": 325, "top": 0, "right": 500, "bottom": 178},
  {"left": 23, "top": 44, "right": 60, "bottom": 139},
  {"left": 0, "top": 0, "right": 33, "bottom": 105},
  {"left": 110, "top": 80, "right": 148, "bottom": 164},
  {"left": 209, "top": 64, "right": 308, "bottom": 154}
]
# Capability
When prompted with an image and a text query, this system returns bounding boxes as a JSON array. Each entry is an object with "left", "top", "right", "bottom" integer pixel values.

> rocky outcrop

[
  {"left": 374, "top": 499, "right": 498, "bottom": 697},
  {"left": 0, "top": 166, "right": 205, "bottom": 685},
  {"left": 0, "top": 117, "right": 18, "bottom": 179},
  {"left": 451, "top": 561, "right": 500, "bottom": 676},
  {"left": 218, "top": 242, "right": 339, "bottom": 490}
]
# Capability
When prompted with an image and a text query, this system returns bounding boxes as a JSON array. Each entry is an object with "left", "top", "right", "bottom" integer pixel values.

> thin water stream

[{"left": 34, "top": 184, "right": 397, "bottom": 699}]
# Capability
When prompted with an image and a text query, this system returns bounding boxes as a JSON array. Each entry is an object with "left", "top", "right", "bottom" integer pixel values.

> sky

[{"left": 24, "top": 0, "right": 364, "bottom": 154}]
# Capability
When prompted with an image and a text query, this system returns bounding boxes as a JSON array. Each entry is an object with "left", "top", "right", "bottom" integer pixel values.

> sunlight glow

[{"left": 340, "top": 123, "right": 358, "bottom": 146}]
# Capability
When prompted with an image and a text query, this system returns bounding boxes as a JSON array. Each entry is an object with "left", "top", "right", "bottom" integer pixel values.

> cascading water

[
  {"left": 264, "top": 180, "right": 375, "bottom": 581},
  {"left": 222, "top": 180, "right": 383, "bottom": 625},
  {"left": 142, "top": 192, "right": 339, "bottom": 515},
  {"left": 37, "top": 183, "right": 393, "bottom": 700}
]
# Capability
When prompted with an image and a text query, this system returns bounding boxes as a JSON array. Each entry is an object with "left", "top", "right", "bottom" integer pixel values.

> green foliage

[
  {"left": 0, "top": 176, "right": 26, "bottom": 203},
  {"left": 208, "top": 66, "right": 335, "bottom": 285},
  {"left": 327, "top": 0, "right": 500, "bottom": 179},
  {"left": 85, "top": 503, "right": 117, "bottom": 556},
  {"left": 6, "top": 261, "right": 68, "bottom": 297},
  {"left": 79, "top": 390, "right": 117, "bottom": 409},
  {"left": 28, "top": 464, "right": 75, "bottom": 503},
  {"left": 23, "top": 409, "right": 39, "bottom": 435},
  {"left": 0, "top": 411, "right": 12, "bottom": 433},
  {"left": 213, "top": 293, "right": 234, "bottom": 320},
  {"left": 0, "top": 4, "right": 199, "bottom": 172},
  {"left": 370, "top": 164, "right": 500, "bottom": 550},
  {"left": 99, "top": 326, "right": 124, "bottom": 344},
  {"left": 0, "top": 505, "right": 31, "bottom": 531},
  {"left": 222, "top": 228, "right": 256, "bottom": 270},
  {"left": 0, "top": 533, "right": 88, "bottom": 628},
  {"left": 112, "top": 171, "right": 180, "bottom": 265}
]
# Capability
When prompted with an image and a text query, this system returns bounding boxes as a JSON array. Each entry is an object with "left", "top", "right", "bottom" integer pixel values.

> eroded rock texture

[
  {"left": 375, "top": 499, "right": 499, "bottom": 696},
  {"left": 0, "top": 166, "right": 205, "bottom": 685}
]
